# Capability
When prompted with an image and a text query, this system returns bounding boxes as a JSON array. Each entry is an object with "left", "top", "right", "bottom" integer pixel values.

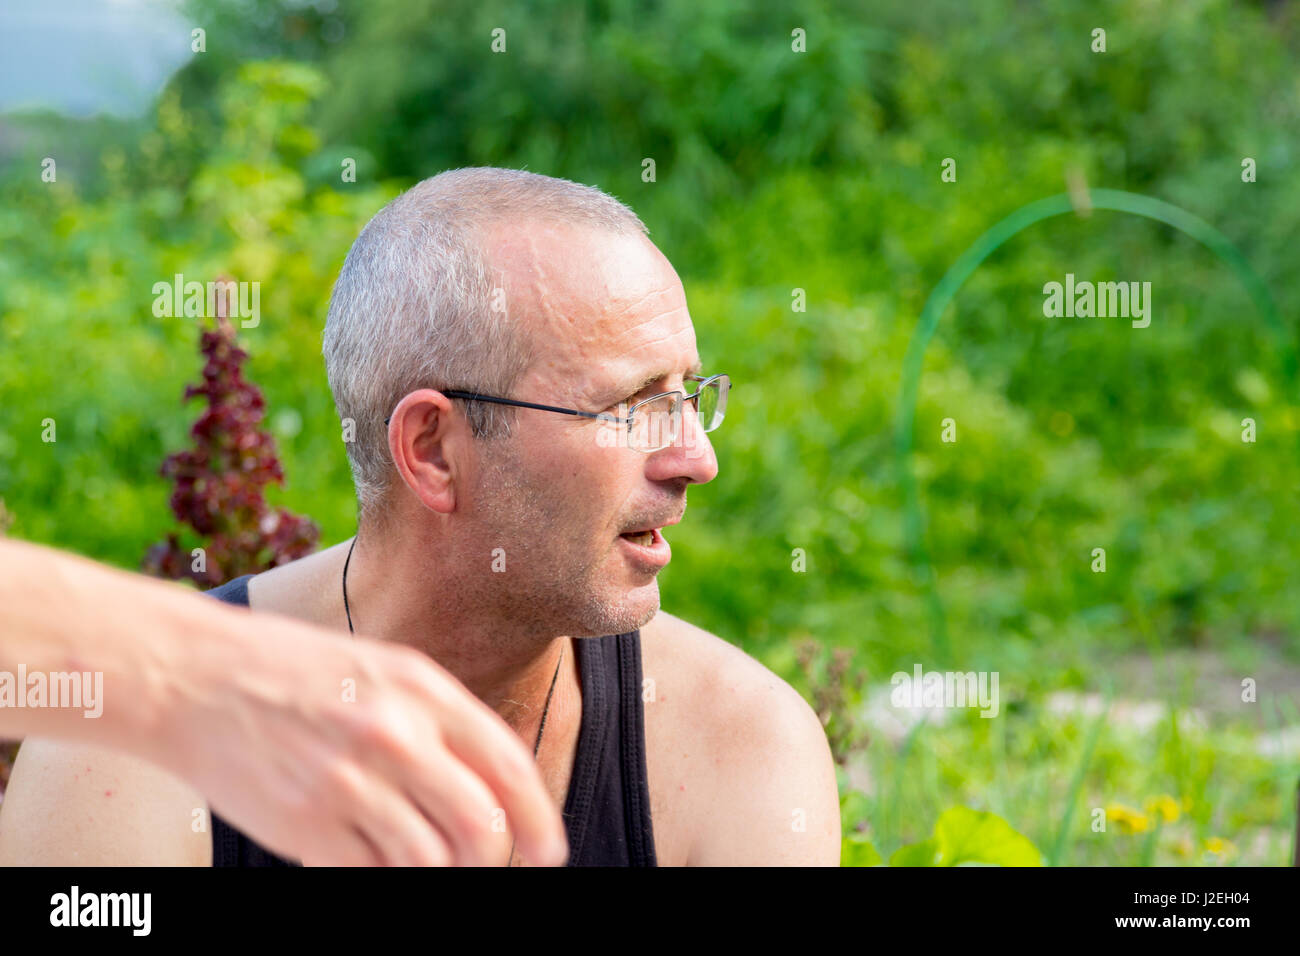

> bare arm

[{"left": 0, "top": 538, "right": 567, "bottom": 866}]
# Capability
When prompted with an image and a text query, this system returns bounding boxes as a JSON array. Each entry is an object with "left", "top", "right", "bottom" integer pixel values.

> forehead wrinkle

[
  {"left": 496, "top": 220, "right": 677, "bottom": 331},
  {"left": 599, "top": 339, "right": 703, "bottom": 406},
  {"left": 603, "top": 281, "right": 681, "bottom": 324},
  {"left": 622, "top": 355, "right": 704, "bottom": 392},
  {"left": 496, "top": 222, "right": 697, "bottom": 405},
  {"left": 560, "top": 291, "right": 689, "bottom": 380}
]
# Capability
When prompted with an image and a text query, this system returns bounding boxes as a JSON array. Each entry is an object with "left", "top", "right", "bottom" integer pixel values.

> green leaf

[
  {"left": 889, "top": 838, "right": 940, "bottom": 866},
  {"left": 839, "top": 787, "right": 872, "bottom": 828},
  {"left": 931, "top": 806, "right": 1043, "bottom": 866},
  {"left": 841, "top": 835, "right": 883, "bottom": 867},
  {"left": 889, "top": 807, "right": 1042, "bottom": 866}
]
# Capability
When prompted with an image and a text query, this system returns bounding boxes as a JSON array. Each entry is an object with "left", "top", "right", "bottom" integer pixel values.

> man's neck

[{"left": 334, "top": 533, "right": 573, "bottom": 735}]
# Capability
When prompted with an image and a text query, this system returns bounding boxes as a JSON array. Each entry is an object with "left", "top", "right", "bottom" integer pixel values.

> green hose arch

[{"left": 894, "top": 188, "right": 1289, "bottom": 660}]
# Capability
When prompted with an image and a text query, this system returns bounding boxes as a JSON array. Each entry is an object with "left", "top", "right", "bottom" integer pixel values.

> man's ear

[{"left": 388, "top": 389, "right": 464, "bottom": 515}]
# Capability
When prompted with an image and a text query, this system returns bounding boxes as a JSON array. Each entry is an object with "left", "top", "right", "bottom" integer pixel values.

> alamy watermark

[
  {"left": 50, "top": 886, "right": 150, "bottom": 936},
  {"left": 1043, "top": 273, "right": 1151, "bottom": 328},
  {"left": 0, "top": 666, "right": 103, "bottom": 718},
  {"left": 152, "top": 274, "right": 260, "bottom": 328},
  {"left": 890, "top": 664, "right": 999, "bottom": 718}
]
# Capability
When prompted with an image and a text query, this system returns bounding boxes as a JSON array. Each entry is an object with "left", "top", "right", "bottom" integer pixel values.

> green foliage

[
  {"left": 843, "top": 806, "right": 1042, "bottom": 867},
  {"left": 841, "top": 835, "right": 882, "bottom": 867},
  {"left": 2, "top": 0, "right": 1298, "bottom": 864},
  {"left": 0, "top": 61, "right": 394, "bottom": 553},
  {"left": 890, "top": 806, "right": 1043, "bottom": 866}
]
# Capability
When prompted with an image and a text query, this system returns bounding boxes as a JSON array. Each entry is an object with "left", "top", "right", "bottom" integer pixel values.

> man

[{"left": 1, "top": 167, "right": 840, "bottom": 865}]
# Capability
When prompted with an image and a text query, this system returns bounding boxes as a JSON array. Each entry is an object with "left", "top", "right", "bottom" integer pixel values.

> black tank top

[{"left": 202, "top": 574, "right": 657, "bottom": 866}]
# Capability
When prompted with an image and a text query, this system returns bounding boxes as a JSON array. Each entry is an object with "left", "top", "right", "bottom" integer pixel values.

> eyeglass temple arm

[
  {"left": 385, "top": 392, "right": 626, "bottom": 426},
  {"left": 445, "top": 391, "right": 620, "bottom": 420},
  {"left": 383, "top": 379, "right": 731, "bottom": 426}
]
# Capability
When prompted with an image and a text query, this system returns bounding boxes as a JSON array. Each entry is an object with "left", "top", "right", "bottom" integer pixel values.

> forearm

[
  {"left": 0, "top": 537, "right": 571, "bottom": 867},
  {"left": 0, "top": 537, "right": 237, "bottom": 755}
]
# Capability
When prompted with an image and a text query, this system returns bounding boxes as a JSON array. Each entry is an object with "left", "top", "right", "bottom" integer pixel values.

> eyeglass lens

[{"left": 628, "top": 377, "right": 728, "bottom": 451}]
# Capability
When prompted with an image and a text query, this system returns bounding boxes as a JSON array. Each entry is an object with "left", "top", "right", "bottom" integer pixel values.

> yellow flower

[
  {"left": 1203, "top": 836, "right": 1235, "bottom": 857},
  {"left": 1106, "top": 803, "right": 1149, "bottom": 834},
  {"left": 1144, "top": 794, "right": 1180, "bottom": 824}
]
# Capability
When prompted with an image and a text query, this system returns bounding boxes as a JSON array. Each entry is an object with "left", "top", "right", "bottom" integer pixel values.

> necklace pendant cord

[{"left": 342, "top": 535, "right": 565, "bottom": 866}]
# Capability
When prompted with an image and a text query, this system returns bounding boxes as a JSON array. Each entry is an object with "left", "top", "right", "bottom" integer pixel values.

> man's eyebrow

[{"left": 612, "top": 360, "right": 705, "bottom": 400}]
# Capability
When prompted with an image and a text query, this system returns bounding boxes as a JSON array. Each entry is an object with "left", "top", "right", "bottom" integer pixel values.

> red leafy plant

[
  {"left": 144, "top": 288, "right": 318, "bottom": 586},
  {"left": 795, "top": 636, "right": 870, "bottom": 767}
]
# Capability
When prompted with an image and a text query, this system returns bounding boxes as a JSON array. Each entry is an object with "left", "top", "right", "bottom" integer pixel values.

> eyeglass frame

[{"left": 383, "top": 373, "right": 731, "bottom": 451}]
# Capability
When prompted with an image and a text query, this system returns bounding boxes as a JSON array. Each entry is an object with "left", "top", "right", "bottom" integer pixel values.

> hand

[{"left": 147, "top": 609, "right": 568, "bottom": 867}]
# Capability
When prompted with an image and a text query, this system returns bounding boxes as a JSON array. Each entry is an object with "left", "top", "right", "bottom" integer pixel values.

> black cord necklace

[{"left": 341, "top": 535, "right": 563, "bottom": 867}]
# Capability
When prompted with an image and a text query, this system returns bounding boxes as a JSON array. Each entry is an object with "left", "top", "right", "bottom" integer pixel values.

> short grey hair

[{"left": 323, "top": 167, "right": 649, "bottom": 526}]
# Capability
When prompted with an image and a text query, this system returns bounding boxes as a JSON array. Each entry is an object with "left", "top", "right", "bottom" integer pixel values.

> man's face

[{"left": 461, "top": 219, "right": 719, "bottom": 638}]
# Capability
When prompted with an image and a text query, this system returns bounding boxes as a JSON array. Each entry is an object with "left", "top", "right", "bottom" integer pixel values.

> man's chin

[{"left": 570, "top": 579, "right": 660, "bottom": 638}]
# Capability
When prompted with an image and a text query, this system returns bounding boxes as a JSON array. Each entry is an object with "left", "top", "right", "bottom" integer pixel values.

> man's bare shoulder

[
  {"left": 0, "top": 739, "right": 211, "bottom": 866},
  {"left": 638, "top": 611, "right": 841, "bottom": 865},
  {"left": 244, "top": 540, "right": 349, "bottom": 625},
  {"left": 641, "top": 610, "right": 808, "bottom": 716}
]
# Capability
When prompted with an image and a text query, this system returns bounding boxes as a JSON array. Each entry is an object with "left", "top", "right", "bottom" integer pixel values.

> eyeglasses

[{"left": 386, "top": 373, "right": 731, "bottom": 454}]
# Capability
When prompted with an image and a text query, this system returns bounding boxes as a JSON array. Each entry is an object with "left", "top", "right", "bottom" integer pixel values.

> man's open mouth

[
  {"left": 617, "top": 526, "right": 671, "bottom": 568},
  {"left": 616, "top": 514, "right": 680, "bottom": 570}
]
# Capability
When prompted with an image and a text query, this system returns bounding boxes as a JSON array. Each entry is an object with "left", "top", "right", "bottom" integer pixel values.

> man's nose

[{"left": 648, "top": 402, "right": 718, "bottom": 484}]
